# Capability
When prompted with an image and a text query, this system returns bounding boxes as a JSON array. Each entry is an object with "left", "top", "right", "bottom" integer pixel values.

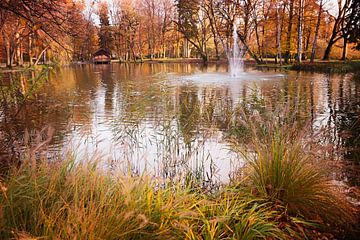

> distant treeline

[{"left": 0, "top": 0, "right": 359, "bottom": 66}]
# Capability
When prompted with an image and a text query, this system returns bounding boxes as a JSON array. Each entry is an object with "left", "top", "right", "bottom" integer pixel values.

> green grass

[
  {"left": 252, "top": 59, "right": 360, "bottom": 73},
  {"left": 290, "top": 61, "right": 360, "bottom": 73}
]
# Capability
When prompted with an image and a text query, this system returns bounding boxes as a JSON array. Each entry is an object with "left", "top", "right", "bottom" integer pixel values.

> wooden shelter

[{"left": 92, "top": 48, "right": 111, "bottom": 64}]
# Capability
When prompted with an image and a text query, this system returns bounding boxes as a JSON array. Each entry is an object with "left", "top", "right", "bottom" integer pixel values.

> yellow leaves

[
  {"left": 19, "top": 17, "right": 27, "bottom": 26},
  {"left": 32, "top": 24, "right": 41, "bottom": 31}
]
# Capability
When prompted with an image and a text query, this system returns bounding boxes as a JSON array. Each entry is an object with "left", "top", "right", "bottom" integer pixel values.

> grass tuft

[{"left": 233, "top": 107, "right": 357, "bottom": 235}]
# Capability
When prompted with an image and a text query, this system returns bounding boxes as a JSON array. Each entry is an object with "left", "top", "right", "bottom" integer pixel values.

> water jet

[{"left": 228, "top": 20, "right": 243, "bottom": 77}]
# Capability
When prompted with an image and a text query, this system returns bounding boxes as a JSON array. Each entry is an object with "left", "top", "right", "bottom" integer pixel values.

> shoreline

[{"left": 1, "top": 59, "right": 360, "bottom": 74}]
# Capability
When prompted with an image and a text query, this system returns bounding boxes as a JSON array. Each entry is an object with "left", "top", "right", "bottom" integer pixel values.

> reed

[
  {"left": 0, "top": 156, "right": 283, "bottom": 239},
  {"left": 233, "top": 106, "right": 357, "bottom": 235}
]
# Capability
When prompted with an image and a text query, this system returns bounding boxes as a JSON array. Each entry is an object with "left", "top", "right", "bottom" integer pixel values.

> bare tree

[{"left": 322, "top": 0, "right": 351, "bottom": 60}]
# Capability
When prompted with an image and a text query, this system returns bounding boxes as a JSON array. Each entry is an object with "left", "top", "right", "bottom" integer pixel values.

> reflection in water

[{"left": 0, "top": 63, "right": 359, "bottom": 185}]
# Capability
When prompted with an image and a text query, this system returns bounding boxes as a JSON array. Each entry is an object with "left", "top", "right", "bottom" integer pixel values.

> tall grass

[
  {"left": 0, "top": 91, "right": 357, "bottom": 239},
  {"left": 232, "top": 106, "right": 357, "bottom": 235},
  {"left": 0, "top": 156, "right": 284, "bottom": 239}
]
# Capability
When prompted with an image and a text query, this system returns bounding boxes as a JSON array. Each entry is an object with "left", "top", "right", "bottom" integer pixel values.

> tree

[
  {"left": 297, "top": 0, "right": 304, "bottom": 63},
  {"left": 0, "top": 0, "right": 88, "bottom": 66},
  {"left": 98, "top": 1, "right": 114, "bottom": 51},
  {"left": 276, "top": 1, "right": 283, "bottom": 65},
  {"left": 259, "top": 0, "right": 272, "bottom": 62},
  {"left": 175, "top": 0, "right": 210, "bottom": 62},
  {"left": 344, "top": 0, "right": 360, "bottom": 53},
  {"left": 285, "top": 0, "right": 295, "bottom": 63},
  {"left": 322, "top": 0, "right": 351, "bottom": 60},
  {"left": 158, "top": 0, "right": 175, "bottom": 58},
  {"left": 310, "top": 0, "right": 325, "bottom": 63},
  {"left": 0, "top": 0, "right": 83, "bottom": 47},
  {"left": 347, "top": 0, "right": 360, "bottom": 50},
  {"left": 203, "top": 0, "right": 221, "bottom": 60},
  {"left": 139, "top": 0, "right": 158, "bottom": 59},
  {"left": 112, "top": 0, "right": 141, "bottom": 61},
  {"left": 1, "top": 0, "right": 359, "bottom": 65}
]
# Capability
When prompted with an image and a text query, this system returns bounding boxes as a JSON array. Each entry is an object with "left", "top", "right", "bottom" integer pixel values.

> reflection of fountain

[{"left": 228, "top": 20, "right": 243, "bottom": 77}]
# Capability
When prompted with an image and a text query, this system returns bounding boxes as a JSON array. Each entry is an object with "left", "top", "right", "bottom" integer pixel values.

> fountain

[
  {"left": 228, "top": 20, "right": 243, "bottom": 77},
  {"left": 172, "top": 18, "right": 284, "bottom": 88}
]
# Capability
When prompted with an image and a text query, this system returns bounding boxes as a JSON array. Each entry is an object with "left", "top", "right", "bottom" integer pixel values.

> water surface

[{"left": 1, "top": 63, "right": 359, "bottom": 185}]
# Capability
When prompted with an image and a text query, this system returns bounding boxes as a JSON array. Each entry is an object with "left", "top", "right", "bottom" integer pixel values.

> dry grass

[
  {"left": 231, "top": 106, "right": 357, "bottom": 236},
  {"left": 0, "top": 157, "right": 283, "bottom": 239}
]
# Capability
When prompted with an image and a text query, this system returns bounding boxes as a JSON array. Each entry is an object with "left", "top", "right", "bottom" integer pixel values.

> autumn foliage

[{"left": 0, "top": 0, "right": 359, "bottom": 66}]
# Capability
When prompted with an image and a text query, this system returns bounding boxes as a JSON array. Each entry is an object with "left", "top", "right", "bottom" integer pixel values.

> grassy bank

[
  {"left": 1, "top": 110, "right": 358, "bottom": 239},
  {"left": 288, "top": 61, "right": 360, "bottom": 73},
  {"left": 135, "top": 58, "right": 360, "bottom": 74},
  {"left": 108, "top": 58, "right": 360, "bottom": 74},
  {"left": 4, "top": 59, "right": 360, "bottom": 75}
]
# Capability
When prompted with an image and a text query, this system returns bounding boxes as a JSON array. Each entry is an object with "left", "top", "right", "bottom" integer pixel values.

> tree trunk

[
  {"left": 176, "top": 38, "right": 180, "bottom": 58},
  {"left": 207, "top": 1, "right": 220, "bottom": 61},
  {"left": 322, "top": 0, "right": 349, "bottom": 60},
  {"left": 254, "top": 14, "right": 262, "bottom": 62},
  {"left": 323, "top": 39, "right": 336, "bottom": 60},
  {"left": 214, "top": 36, "right": 219, "bottom": 60},
  {"left": 29, "top": 33, "right": 34, "bottom": 65},
  {"left": 285, "top": 0, "right": 294, "bottom": 64},
  {"left": 239, "top": 36, "right": 262, "bottom": 64},
  {"left": 341, "top": 36, "right": 348, "bottom": 60},
  {"left": 16, "top": 43, "right": 23, "bottom": 66},
  {"left": 262, "top": 18, "right": 267, "bottom": 63},
  {"left": 131, "top": 44, "right": 136, "bottom": 62},
  {"left": 3, "top": 32, "right": 12, "bottom": 68},
  {"left": 147, "top": 33, "right": 153, "bottom": 59},
  {"left": 297, "top": 0, "right": 304, "bottom": 64},
  {"left": 276, "top": 4, "right": 282, "bottom": 65},
  {"left": 183, "top": 38, "right": 189, "bottom": 58},
  {"left": 310, "top": 0, "right": 323, "bottom": 63},
  {"left": 201, "top": 53, "right": 208, "bottom": 63},
  {"left": 35, "top": 47, "right": 49, "bottom": 65},
  {"left": 6, "top": 41, "right": 11, "bottom": 67},
  {"left": 305, "top": 30, "right": 311, "bottom": 53}
]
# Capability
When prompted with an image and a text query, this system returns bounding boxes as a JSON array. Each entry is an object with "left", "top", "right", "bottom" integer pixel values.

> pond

[{"left": 1, "top": 63, "right": 359, "bottom": 186}]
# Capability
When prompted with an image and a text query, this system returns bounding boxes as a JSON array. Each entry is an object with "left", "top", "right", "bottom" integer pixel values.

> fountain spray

[{"left": 228, "top": 19, "right": 244, "bottom": 77}]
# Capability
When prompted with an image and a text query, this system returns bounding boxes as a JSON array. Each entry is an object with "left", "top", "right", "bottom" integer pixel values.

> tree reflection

[
  {"left": 1, "top": 64, "right": 359, "bottom": 186},
  {"left": 334, "top": 74, "right": 360, "bottom": 185}
]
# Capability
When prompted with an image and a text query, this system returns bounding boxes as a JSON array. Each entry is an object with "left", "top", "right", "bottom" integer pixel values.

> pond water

[{"left": 1, "top": 63, "right": 359, "bottom": 185}]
